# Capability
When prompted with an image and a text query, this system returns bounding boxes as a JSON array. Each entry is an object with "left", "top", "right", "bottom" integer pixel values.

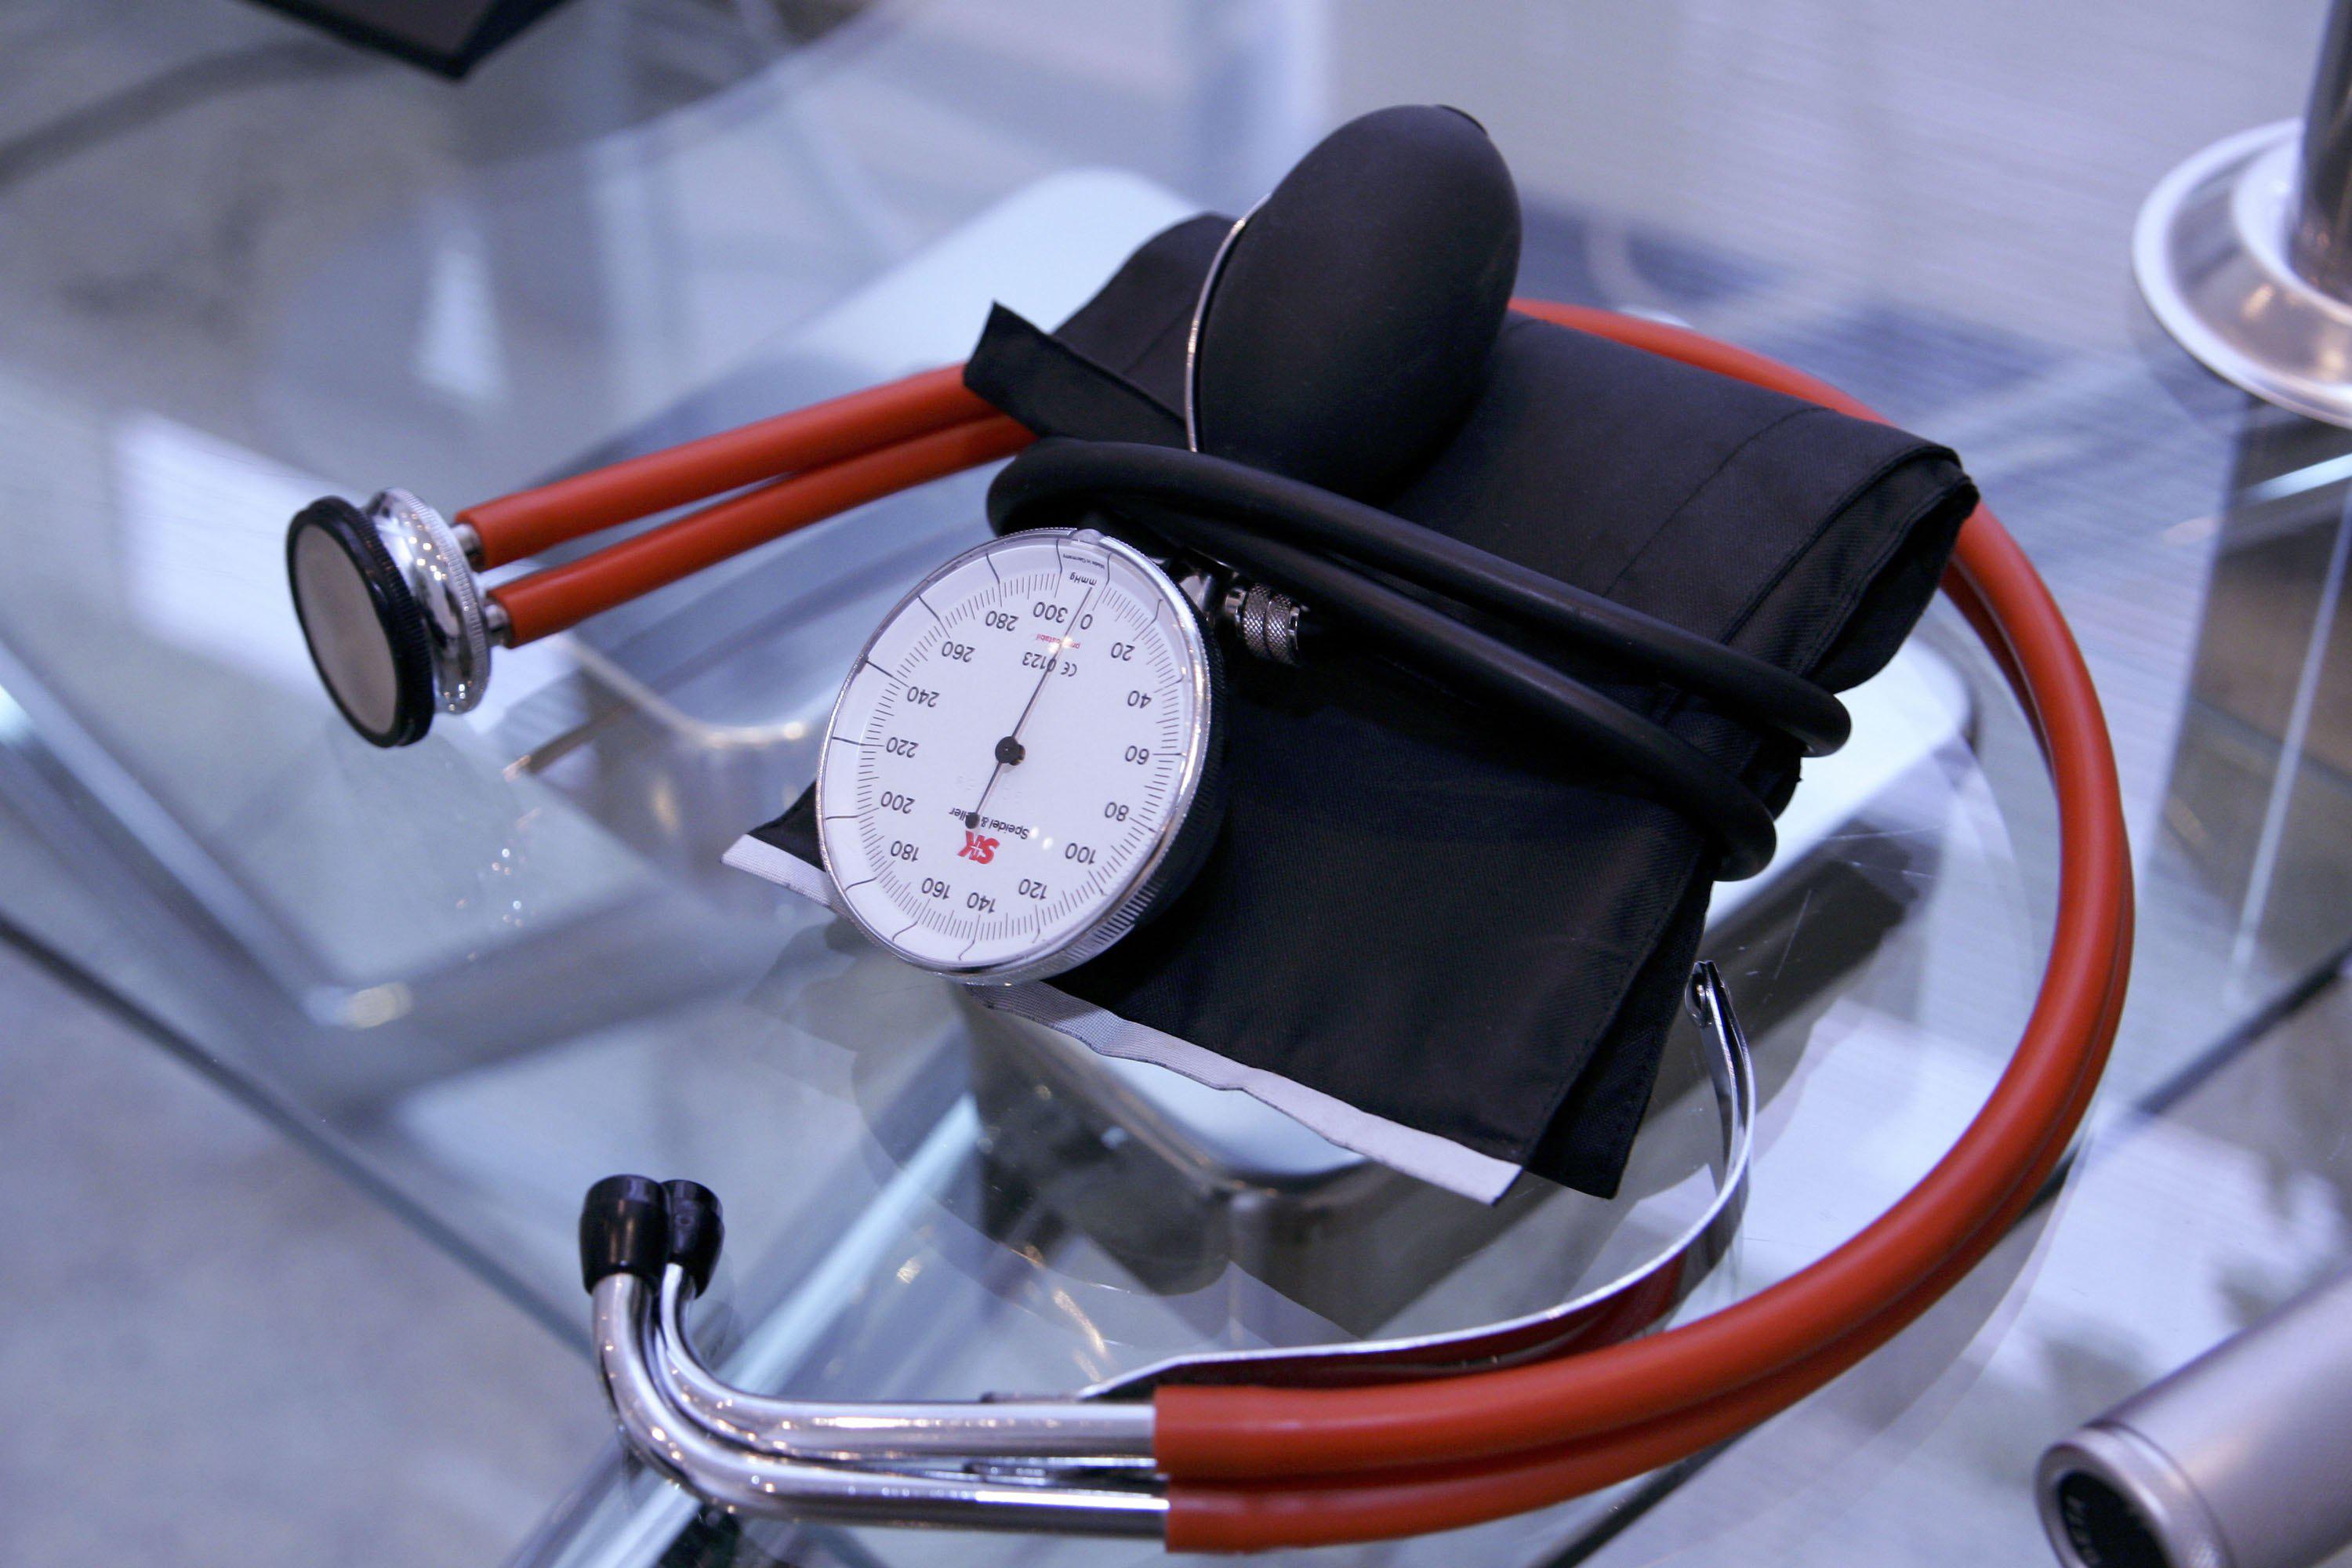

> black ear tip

[
  {"left": 663, "top": 1179, "right": 725, "bottom": 1294},
  {"left": 579, "top": 1174, "right": 670, "bottom": 1292}
]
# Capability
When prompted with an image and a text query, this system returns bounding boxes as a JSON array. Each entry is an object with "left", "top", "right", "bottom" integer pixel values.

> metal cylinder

[
  {"left": 2295, "top": 0, "right": 2352, "bottom": 296},
  {"left": 2038, "top": 1267, "right": 2352, "bottom": 1568}
]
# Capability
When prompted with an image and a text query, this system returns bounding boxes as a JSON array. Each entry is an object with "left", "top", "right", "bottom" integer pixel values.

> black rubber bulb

[{"left": 1192, "top": 105, "right": 1521, "bottom": 502}]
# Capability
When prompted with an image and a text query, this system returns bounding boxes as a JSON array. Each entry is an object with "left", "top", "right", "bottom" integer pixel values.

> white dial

[{"left": 816, "top": 528, "right": 1220, "bottom": 982}]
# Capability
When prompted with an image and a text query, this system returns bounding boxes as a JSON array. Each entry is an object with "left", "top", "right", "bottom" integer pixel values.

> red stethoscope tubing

[
  {"left": 485, "top": 416, "right": 1031, "bottom": 645},
  {"left": 459, "top": 303, "right": 2132, "bottom": 1552},
  {"left": 1149, "top": 303, "right": 2131, "bottom": 1548},
  {"left": 458, "top": 365, "right": 998, "bottom": 565},
  {"left": 1160, "top": 969, "right": 2122, "bottom": 1549}
]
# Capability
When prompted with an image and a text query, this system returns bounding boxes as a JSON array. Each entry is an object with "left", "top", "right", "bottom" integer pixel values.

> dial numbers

[{"left": 815, "top": 530, "right": 1211, "bottom": 981}]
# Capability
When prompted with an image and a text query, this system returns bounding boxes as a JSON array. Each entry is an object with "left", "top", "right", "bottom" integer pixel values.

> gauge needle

[{"left": 961, "top": 569, "right": 1103, "bottom": 830}]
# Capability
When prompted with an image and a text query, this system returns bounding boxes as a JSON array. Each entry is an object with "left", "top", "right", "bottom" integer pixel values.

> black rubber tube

[
  {"left": 1098, "top": 506, "right": 1777, "bottom": 879},
  {"left": 988, "top": 439, "right": 1849, "bottom": 757}
]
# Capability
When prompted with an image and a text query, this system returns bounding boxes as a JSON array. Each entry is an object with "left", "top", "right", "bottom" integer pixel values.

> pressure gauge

[{"left": 816, "top": 528, "right": 1224, "bottom": 984}]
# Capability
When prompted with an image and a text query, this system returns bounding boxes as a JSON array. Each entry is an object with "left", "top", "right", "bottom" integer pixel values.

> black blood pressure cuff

[{"left": 739, "top": 216, "right": 1975, "bottom": 1202}]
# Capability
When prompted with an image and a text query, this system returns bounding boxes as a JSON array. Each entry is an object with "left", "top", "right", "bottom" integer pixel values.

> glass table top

[{"left": 2, "top": 2, "right": 2349, "bottom": 1565}]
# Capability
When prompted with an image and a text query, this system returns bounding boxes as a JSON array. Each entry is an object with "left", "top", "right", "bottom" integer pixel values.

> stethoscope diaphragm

[{"left": 285, "top": 488, "right": 495, "bottom": 747}]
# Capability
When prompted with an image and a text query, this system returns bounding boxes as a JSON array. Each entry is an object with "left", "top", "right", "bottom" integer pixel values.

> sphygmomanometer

[{"left": 282, "top": 107, "right": 2132, "bottom": 1548}]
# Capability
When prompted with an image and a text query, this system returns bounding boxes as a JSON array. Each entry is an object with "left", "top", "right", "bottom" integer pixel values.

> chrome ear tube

[
  {"left": 590, "top": 1274, "right": 1169, "bottom": 1535},
  {"left": 579, "top": 1178, "right": 1167, "bottom": 1537},
  {"left": 578, "top": 966, "right": 1754, "bottom": 1535}
]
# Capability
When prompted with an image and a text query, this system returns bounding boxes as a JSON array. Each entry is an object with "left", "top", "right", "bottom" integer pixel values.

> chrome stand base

[{"left": 2135, "top": 120, "right": 2352, "bottom": 429}]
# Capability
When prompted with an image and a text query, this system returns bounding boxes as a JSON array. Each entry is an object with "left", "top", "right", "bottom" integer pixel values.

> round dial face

[{"left": 816, "top": 528, "right": 1217, "bottom": 982}]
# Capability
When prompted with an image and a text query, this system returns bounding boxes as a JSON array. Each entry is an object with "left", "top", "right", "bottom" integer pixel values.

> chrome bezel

[
  {"left": 815, "top": 528, "right": 1222, "bottom": 986},
  {"left": 368, "top": 488, "right": 492, "bottom": 714}
]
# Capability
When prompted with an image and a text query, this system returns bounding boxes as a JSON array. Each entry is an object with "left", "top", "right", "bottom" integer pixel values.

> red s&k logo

[{"left": 959, "top": 831, "right": 999, "bottom": 864}]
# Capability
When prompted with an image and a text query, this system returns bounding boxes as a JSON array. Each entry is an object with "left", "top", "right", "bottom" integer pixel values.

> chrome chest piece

[{"left": 285, "top": 489, "right": 499, "bottom": 747}]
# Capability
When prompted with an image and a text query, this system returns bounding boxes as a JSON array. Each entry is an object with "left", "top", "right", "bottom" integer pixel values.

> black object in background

[{"left": 245, "top": 0, "right": 576, "bottom": 77}]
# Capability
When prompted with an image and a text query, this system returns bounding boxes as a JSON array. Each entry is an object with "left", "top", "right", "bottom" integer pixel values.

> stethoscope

[{"left": 284, "top": 110, "right": 2132, "bottom": 1549}]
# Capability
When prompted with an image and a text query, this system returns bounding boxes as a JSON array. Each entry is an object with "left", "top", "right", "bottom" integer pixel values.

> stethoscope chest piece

[{"left": 286, "top": 488, "right": 493, "bottom": 747}]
